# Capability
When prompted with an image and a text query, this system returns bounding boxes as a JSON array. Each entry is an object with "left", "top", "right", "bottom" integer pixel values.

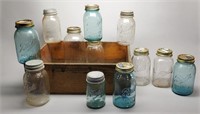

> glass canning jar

[
  {"left": 172, "top": 54, "right": 196, "bottom": 96},
  {"left": 132, "top": 48, "right": 150, "bottom": 86},
  {"left": 64, "top": 26, "right": 84, "bottom": 41},
  {"left": 152, "top": 48, "right": 174, "bottom": 88},
  {"left": 23, "top": 59, "right": 50, "bottom": 106}
]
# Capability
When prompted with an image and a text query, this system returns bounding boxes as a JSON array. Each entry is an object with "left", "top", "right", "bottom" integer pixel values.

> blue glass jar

[
  {"left": 113, "top": 62, "right": 136, "bottom": 109},
  {"left": 14, "top": 19, "right": 40, "bottom": 64},
  {"left": 172, "top": 54, "right": 196, "bottom": 96},
  {"left": 86, "top": 71, "right": 105, "bottom": 109},
  {"left": 83, "top": 4, "right": 102, "bottom": 42}
]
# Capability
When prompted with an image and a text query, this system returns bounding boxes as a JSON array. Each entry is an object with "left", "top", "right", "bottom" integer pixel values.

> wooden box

[{"left": 41, "top": 42, "right": 131, "bottom": 94}]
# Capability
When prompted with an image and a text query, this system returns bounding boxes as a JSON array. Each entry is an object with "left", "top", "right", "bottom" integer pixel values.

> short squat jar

[
  {"left": 153, "top": 48, "right": 173, "bottom": 88},
  {"left": 117, "top": 10, "right": 135, "bottom": 45},
  {"left": 83, "top": 4, "right": 102, "bottom": 42},
  {"left": 14, "top": 19, "right": 40, "bottom": 64},
  {"left": 113, "top": 62, "right": 136, "bottom": 109},
  {"left": 132, "top": 48, "right": 150, "bottom": 86},
  {"left": 64, "top": 26, "right": 84, "bottom": 41},
  {"left": 86, "top": 71, "right": 105, "bottom": 109},
  {"left": 172, "top": 54, "right": 196, "bottom": 96},
  {"left": 23, "top": 59, "right": 50, "bottom": 106}
]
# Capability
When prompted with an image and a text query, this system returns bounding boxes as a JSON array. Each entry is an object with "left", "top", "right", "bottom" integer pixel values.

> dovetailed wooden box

[{"left": 41, "top": 41, "right": 131, "bottom": 94}]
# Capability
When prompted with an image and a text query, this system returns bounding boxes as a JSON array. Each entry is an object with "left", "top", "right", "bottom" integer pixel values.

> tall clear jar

[
  {"left": 23, "top": 59, "right": 50, "bottom": 106},
  {"left": 83, "top": 4, "right": 102, "bottom": 42},
  {"left": 132, "top": 48, "right": 150, "bottom": 86},
  {"left": 172, "top": 54, "right": 196, "bottom": 96},
  {"left": 86, "top": 41, "right": 104, "bottom": 63},
  {"left": 14, "top": 19, "right": 40, "bottom": 64},
  {"left": 42, "top": 8, "right": 62, "bottom": 43},
  {"left": 64, "top": 26, "right": 84, "bottom": 41},
  {"left": 86, "top": 71, "right": 105, "bottom": 109},
  {"left": 152, "top": 48, "right": 174, "bottom": 88},
  {"left": 117, "top": 10, "right": 135, "bottom": 46},
  {"left": 113, "top": 62, "right": 136, "bottom": 109}
]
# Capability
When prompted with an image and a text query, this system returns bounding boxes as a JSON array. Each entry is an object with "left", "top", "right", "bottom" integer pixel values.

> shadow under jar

[{"left": 172, "top": 54, "right": 196, "bottom": 96}]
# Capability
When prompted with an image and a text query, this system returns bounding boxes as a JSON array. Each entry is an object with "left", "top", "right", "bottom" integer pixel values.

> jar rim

[
  {"left": 67, "top": 26, "right": 81, "bottom": 34},
  {"left": 86, "top": 71, "right": 105, "bottom": 83},
  {"left": 177, "top": 54, "right": 195, "bottom": 63},
  {"left": 156, "top": 48, "right": 173, "bottom": 57},
  {"left": 134, "top": 48, "right": 149, "bottom": 56},
  {"left": 85, "top": 4, "right": 99, "bottom": 11},
  {"left": 15, "top": 19, "right": 34, "bottom": 28},
  {"left": 25, "top": 59, "right": 45, "bottom": 72},
  {"left": 116, "top": 62, "right": 134, "bottom": 73}
]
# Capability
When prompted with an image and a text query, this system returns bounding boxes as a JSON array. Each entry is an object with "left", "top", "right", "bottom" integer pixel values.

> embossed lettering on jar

[{"left": 172, "top": 54, "right": 196, "bottom": 96}]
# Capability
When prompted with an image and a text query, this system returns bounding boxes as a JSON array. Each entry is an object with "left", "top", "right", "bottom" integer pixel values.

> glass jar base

[
  {"left": 87, "top": 101, "right": 105, "bottom": 109},
  {"left": 172, "top": 85, "right": 193, "bottom": 96},
  {"left": 113, "top": 97, "right": 135, "bottom": 109},
  {"left": 26, "top": 95, "right": 49, "bottom": 107},
  {"left": 152, "top": 79, "right": 171, "bottom": 88},
  {"left": 136, "top": 78, "right": 150, "bottom": 86}
]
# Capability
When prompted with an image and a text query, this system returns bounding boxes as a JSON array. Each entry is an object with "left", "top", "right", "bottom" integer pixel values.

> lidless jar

[
  {"left": 172, "top": 54, "right": 196, "bottom": 96},
  {"left": 86, "top": 71, "right": 105, "bottom": 109},
  {"left": 113, "top": 62, "right": 136, "bottom": 109}
]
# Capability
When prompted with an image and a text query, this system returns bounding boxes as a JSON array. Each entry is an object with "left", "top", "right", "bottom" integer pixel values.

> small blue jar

[
  {"left": 172, "top": 54, "right": 196, "bottom": 96},
  {"left": 113, "top": 62, "right": 136, "bottom": 109},
  {"left": 14, "top": 19, "right": 40, "bottom": 64},
  {"left": 83, "top": 4, "right": 102, "bottom": 42},
  {"left": 86, "top": 71, "right": 105, "bottom": 109}
]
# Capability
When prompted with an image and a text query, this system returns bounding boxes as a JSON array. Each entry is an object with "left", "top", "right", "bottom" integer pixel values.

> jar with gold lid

[
  {"left": 132, "top": 48, "right": 150, "bottom": 86},
  {"left": 113, "top": 62, "right": 136, "bottom": 109},
  {"left": 152, "top": 48, "right": 174, "bottom": 88},
  {"left": 172, "top": 54, "right": 196, "bottom": 96},
  {"left": 64, "top": 26, "right": 84, "bottom": 41}
]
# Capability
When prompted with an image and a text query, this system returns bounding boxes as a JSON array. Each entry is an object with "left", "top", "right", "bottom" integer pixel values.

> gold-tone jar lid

[
  {"left": 116, "top": 62, "right": 134, "bottom": 73},
  {"left": 134, "top": 48, "right": 149, "bottom": 56},
  {"left": 156, "top": 48, "right": 173, "bottom": 57},
  {"left": 177, "top": 54, "right": 195, "bottom": 63},
  {"left": 67, "top": 26, "right": 81, "bottom": 34},
  {"left": 43, "top": 8, "right": 57, "bottom": 15},
  {"left": 120, "top": 10, "right": 134, "bottom": 17},
  {"left": 15, "top": 19, "right": 34, "bottom": 28},
  {"left": 85, "top": 4, "right": 99, "bottom": 11}
]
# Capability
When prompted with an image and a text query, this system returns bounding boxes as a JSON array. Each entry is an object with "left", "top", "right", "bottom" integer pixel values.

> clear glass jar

[
  {"left": 83, "top": 4, "right": 102, "bottom": 42},
  {"left": 152, "top": 48, "right": 174, "bottom": 88},
  {"left": 23, "top": 59, "right": 50, "bottom": 106},
  {"left": 172, "top": 54, "right": 196, "bottom": 96},
  {"left": 64, "top": 26, "right": 84, "bottom": 41},
  {"left": 42, "top": 8, "right": 62, "bottom": 43},
  {"left": 86, "top": 41, "right": 104, "bottom": 63},
  {"left": 132, "top": 48, "right": 150, "bottom": 86},
  {"left": 86, "top": 71, "right": 105, "bottom": 109},
  {"left": 14, "top": 19, "right": 40, "bottom": 64},
  {"left": 113, "top": 62, "right": 136, "bottom": 109},
  {"left": 117, "top": 10, "right": 135, "bottom": 46}
]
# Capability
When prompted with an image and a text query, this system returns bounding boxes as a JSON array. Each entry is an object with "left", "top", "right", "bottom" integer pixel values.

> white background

[{"left": 0, "top": 0, "right": 200, "bottom": 114}]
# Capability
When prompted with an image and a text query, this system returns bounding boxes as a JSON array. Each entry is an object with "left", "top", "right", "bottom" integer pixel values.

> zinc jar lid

[
  {"left": 43, "top": 8, "right": 57, "bottom": 15},
  {"left": 67, "top": 26, "right": 81, "bottom": 34},
  {"left": 134, "top": 48, "right": 149, "bottom": 56},
  {"left": 25, "top": 59, "right": 45, "bottom": 72},
  {"left": 85, "top": 4, "right": 99, "bottom": 11},
  {"left": 15, "top": 19, "right": 34, "bottom": 28},
  {"left": 156, "top": 48, "right": 173, "bottom": 57},
  {"left": 120, "top": 10, "right": 134, "bottom": 17},
  {"left": 86, "top": 71, "right": 105, "bottom": 83},
  {"left": 177, "top": 54, "right": 195, "bottom": 63},
  {"left": 116, "top": 62, "right": 134, "bottom": 73}
]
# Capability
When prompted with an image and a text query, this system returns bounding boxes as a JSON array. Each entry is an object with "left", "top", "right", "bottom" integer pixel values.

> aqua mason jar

[
  {"left": 14, "top": 19, "right": 40, "bottom": 64},
  {"left": 83, "top": 4, "right": 102, "bottom": 42},
  {"left": 86, "top": 71, "right": 105, "bottom": 109},
  {"left": 113, "top": 62, "right": 136, "bottom": 109},
  {"left": 172, "top": 54, "right": 196, "bottom": 96}
]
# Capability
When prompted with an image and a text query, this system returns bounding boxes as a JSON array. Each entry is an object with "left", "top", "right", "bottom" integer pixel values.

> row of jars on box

[{"left": 14, "top": 4, "right": 135, "bottom": 64}]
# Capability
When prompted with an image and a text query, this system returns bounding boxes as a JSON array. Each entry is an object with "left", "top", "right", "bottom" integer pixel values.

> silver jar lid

[
  {"left": 120, "top": 10, "right": 134, "bottom": 17},
  {"left": 134, "top": 48, "right": 149, "bottom": 56},
  {"left": 43, "top": 8, "right": 57, "bottom": 15},
  {"left": 116, "top": 62, "right": 134, "bottom": 73},
  {"left": 85, "top": 4, "right": 99, "bottom": 11},
  {"left": 67, "top": 26, "right": 81, "bottom": 34},
  {"left": 86, "top": 71, "right": 105, "bottom": 84},
  {"left": 177, "top": 54, "right": 195, "bottom": 63},
  {"left": 15, "top": 19, "right": 34, "bottom": 28},
  {"left": 25, "top": 59, "right": 45, "bottom": 72},
  {"left": 156, "top": 48, "right": 173, "bottom": 57}
]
